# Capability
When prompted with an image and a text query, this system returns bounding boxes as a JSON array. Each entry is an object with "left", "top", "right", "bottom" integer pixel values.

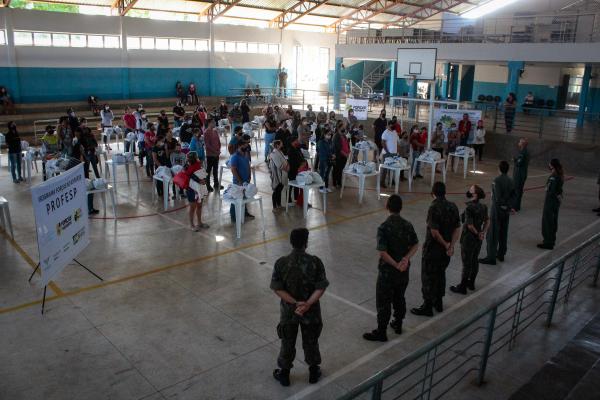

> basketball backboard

[{"left": 396, "top": 48, "right": 437, "bottom": 81}]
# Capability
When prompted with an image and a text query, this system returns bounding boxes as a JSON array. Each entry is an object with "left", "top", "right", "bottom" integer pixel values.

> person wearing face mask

[
  {"left": 144, "top": 123, "right": 157, "bottom": 177},
  {"left": 411, "top": 182, "right": 461, "bottom": 317},
  {"left": 152, "top": 135, "right": 171, "bottom": 197},
  {"left": 79, "top": 118, "right": 100, "bottom": 179},
  {"left": 179, "top": 115, "right": 194, "bottom": 144},
  {"left": 373, "top": 110, "right": 387, "bottom": 155},
  {"left": 305, "top": 104, "right": 316, "bottom": 124},
  {"left": 513, "top": 138, "right": 529, "bottom": 212},
  {"left": 189, "top": 128, "right": 206, "bottom": 164},
  {"left": 317, "top": 130, "right": 334, "bottom": 193},
  {"left": 229, "top": 138, "right": 255, "bottom": 222},
  {"left": 157, "top": 110, "right": 169, "bottom": 137},
  {"left": 316, "top": 106, "right": 327, "bottom": 125},
  {"left": 204, "top": 119, "right": 222, "bottom": 192},
  {"left": 450, "top": 185, "right": 489, "bottom": 295},
  {"left": 122, "top": 107, "right": 137, "bottom": 153},
  {"left": 472, "top": 120, "right": 485, "bottom": 161},
  {"left": 332, "top": 126, "right": 350, "bottom": 189},
  {"left": 100, "top": 103, "right": 114, "bottom": 147},
  {"left": 380, "top": 120, "right": 399, "bottom": 189},
  {"left": 67, "top": 107, "right": 79, "bottom": 133},
  {"left": 58, "top": 116, "right": 74, "bottom": 157},
  {"left": 5, "top": 121, "right": 23, "bottom": 183},
  {"left": 538, "top": 159, "right": 564, "bottom": 250},
  {"left": 69, "top": 128, "right": 99, "bottom": 215},
  {"left": 229, "top": 103, "right": 243, "bottom": 132},
  {"left": 173, "top": 101, "right": 185, "bottom": 128},
  {"left": 298, "top": 117, "right": 311, "bottom": 149},
  {"left": 263, "top": 115, "right": 277, "bottom": 162},
  {"left": 269, "top": 140, "right": 289, "bottom": 211}
]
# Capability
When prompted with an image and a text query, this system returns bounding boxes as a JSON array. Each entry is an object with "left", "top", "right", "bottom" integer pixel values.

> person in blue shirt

[
  {"left": 228, "top": 125, "right": 244, "bottom": 155},
  {"left": 189, "top": 128, "right": 206, "bottom": 162},
  {"left": 229, "top": 137, "right": 255, "bottom": 222},
  {"left": 316, "top": 131, "right": 334, "bottom": 193}
]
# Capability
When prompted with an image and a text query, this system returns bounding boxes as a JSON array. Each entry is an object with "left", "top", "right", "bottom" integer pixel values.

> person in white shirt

[
  {"left": 472, "top": 120, "right": 485, "bottom": 161},
  {"left": 380, "top": 120, "right": 399, "bottom": 188},
  {"left": 100, "top": 104, "right": 114, "bottom": 150}
]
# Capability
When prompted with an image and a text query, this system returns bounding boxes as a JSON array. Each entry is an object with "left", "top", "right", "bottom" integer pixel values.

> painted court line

[{"left": 285, "top": 218, "right": 600, "bottom": 400}]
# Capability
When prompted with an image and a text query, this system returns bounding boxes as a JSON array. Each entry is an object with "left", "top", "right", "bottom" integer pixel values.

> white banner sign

[
  {"left": 432, "top": 109, "right": 482, "bottom": 142},
  {"left": 30, "top": 164, "right": 89, "bottom": 286},
  {"left": 344, "top": 98, "right": 369, "bottom": 120}
]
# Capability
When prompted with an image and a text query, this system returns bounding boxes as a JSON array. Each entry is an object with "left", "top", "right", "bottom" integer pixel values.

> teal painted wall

[
  {"left": 341, "top": 62, "right": 364, "bottom": 85},
  {"left": 0, "top": 67, "right": 279, "bottom": 103},
  {"left": 472, "top": 81, "right": 559, "bottom": 108}
]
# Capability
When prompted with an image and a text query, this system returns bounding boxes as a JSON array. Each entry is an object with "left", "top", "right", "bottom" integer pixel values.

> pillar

[
  {"left": 333, "top": 57, "right": 342, "bottom": 111},
  {"left": 389, "top": 61, "right": 396, "bottom": 107},
  {"left": 4, "top": 9, "right": 21, "bottom": 103},
  {"left": 506, "top": 61, "right": 525, "bottom": 100},
  {"left": 577, "top": 64, "right": 592, "bottom": 128},
  {"left": 441, "top": 62, "right": 450, "bottom": 99},
  {"left": 119, "top": 16, "right": 130, "bottom": 99},
  {"left": 408, "top": 77, "right": 417, "bottom": 119}
]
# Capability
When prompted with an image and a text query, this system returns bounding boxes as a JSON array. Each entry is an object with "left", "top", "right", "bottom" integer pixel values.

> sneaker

[
  {"left": 207, "top": 186, "right": 214, "bottom": 193},
  {"left": 326, "top": 188, "right": 333, "bottom": 193},
  {"left": 308, "top": 366, "right": 322, "bottom": 384},
  {"left": 88, "top": 209, "right": 100, "bottom": 215},
  {"left": 362, "top": 329, "right": 388, "bottom": 342},
  {"left": 319, "top": 188, "right": 326, "bottom": 193},
  {"left": 273, "top": 369, "right": 290, "bottom": 387},
  {"left": 390, "top": 319, "right": 403, "bottom": 334},
  {"left": 410, "top": 304, "right": 433, "bottom": 317},
  {"left": 450, "top": 285, "right": 467, "bottom": 295}
]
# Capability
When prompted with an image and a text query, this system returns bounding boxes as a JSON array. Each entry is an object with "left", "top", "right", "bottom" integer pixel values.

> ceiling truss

[
  {"left": 383, "top": 0, "right": 474, "bottom": 28},
  {"left": 270, "top": 0, "right": 332, "bottom": 29},
  {"left": 200, "top": 0, "right": 245, "bottom": 21},
  {"left": 111, "top": 0, "right": 139, "bottom": 16}
]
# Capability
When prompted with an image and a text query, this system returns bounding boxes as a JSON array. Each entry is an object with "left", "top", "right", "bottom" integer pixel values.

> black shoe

[
  {"left": 244, "top": 213, "right": 255, "bottom": 219},
  {"left": 220, "top": 185, "right": 224, "bottom": 190},
  {"left": 434, "top": 300, "right": 443, "bottom": 313},
  {"left": 497, "top": 255, "right": 504, "bottom": 262},
  {"left": 273, "top": 369, "right": 290, "bottom": 387},
  {"left": 410, "top": 304, "right": 433, "bottom": 317},
  {"left": 467, "top": 281, "right": 476, "bottom": 291},
  {"left": 592, "top": 207, "right": 600, "bottom": 212},
  {"left": 537, "top": 243, "right": 554, "bottom": 250},
  {"left": 89, "top": 209, "right": 100, "bottom": 215},
  {"left": 207, "top": 186, "right": 214, "bottom": 193},
  {"left": 479, "top": 258, "right": 496, "bottom": 265},
  {"left": 390, "top": 319, "right": 403, "bottom": 334},
  {"left": 308, "top": 366, "right": 321, "bottom": 384},
  {"left": 450, "top": 284, "right": 467, "bottom": 295},
  {"left": 362, "top": 329, "right": 388, "bottom": 342}
]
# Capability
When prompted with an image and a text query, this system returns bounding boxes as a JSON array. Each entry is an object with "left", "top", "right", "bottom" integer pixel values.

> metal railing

[
  {"left": 338, "top": 233, "right": 600, "bottom": 400},
  {"left": 227, "top": 87, "right": 339, "bottom": 113},
  {"left": 342, "top": 12, "right": 600, "bottom": 45}
]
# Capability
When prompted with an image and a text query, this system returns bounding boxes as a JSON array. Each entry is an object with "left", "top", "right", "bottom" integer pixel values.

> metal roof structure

[{"left": 4, "top": 0, "right": 488, "bottom": 31}]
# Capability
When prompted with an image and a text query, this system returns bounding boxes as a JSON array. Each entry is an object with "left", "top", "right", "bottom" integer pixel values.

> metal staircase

[{"left": 361, "top": 62, "right": 390, "bottom": 95}]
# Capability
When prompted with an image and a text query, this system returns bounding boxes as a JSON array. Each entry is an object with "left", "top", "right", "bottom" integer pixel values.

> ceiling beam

[
  {"left": 111, "top": 0, "right": 139, "bottom": 16},
  {"left": 200, "top": 0, "right": 245, "bottom": 21},
  {"left": 329, "top": 0, "right": 417, "bottom": 33},
  {"left": 382, "top": 0, "right": 474, "bottom": 29},
  {"left": 270, "top": 0, "right": 332, "bottom": 29}
]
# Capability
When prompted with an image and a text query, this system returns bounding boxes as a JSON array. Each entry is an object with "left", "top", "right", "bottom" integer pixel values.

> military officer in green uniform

[
  {"left": 480, "top": 161, "right": 516, "bottom": 265},
  {"left": 363, "top": 194, "right": 419, "bottom": 342},
  {"left": 411, "top": 182, "right": 461, "bottom": 317},
  {"left": 537, "top": 159, "right": 564, "bottom": 250},
  {"left": 513, "top": 138, "right": 529, "bottom": 212},
  {"left": 271, "top": 228, "right": 329, "bottom": 387},
  {"left": 450, "top": 185, "right": 489, "bottom": 294}
]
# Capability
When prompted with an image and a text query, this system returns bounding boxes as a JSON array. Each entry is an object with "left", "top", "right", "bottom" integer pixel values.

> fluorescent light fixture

[
  {"left": 215, "top": 235, "right": 225, "bottom": 242},
  {"left": 461, "top": 0, "right": 519, "bottom": 19}
]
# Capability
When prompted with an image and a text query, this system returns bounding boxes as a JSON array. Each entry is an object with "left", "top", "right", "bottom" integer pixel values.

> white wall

[
  {"left": 474, "top": 64, "right": 507, "bottom": 83},
  {"left": 520, "top": 65, "right": 561, "bottom": 86}
]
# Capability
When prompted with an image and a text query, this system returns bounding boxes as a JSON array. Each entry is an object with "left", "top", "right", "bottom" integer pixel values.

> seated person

[
  {"left": 87, "top": 95, "right": 100, "bottom": 116},
  {"left": 0, "top": 86, "right": 16, "bottom": 115},
  {"left": 523, "top": 91, "right": 534, "bottom": 114}
]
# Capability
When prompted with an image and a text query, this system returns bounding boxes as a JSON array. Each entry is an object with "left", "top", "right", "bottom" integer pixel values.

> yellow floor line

[
  {"left": 0, "top": 195, "right": 427, "bottom": 315},
  {"left": 0, "top": 228, "right": 65, "bottom": 297}
]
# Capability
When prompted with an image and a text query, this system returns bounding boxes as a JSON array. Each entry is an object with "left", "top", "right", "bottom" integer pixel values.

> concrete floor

[{"left": 1, "top": 141, "right": 599, "bottom": 400}]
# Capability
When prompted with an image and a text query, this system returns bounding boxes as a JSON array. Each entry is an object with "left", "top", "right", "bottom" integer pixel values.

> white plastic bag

[
  {"left": 92, "top": 178, "right": 107, "bottom": 190},
  {"left": 154, "top": 166, "right": 172, "bottom": 180},
  {"left": 296, "top": 171, "right": 314, "bottom": 185},
  {"left": 223, "top": 184, "right": 245, "bottom": 200},
  {"left": 112, "top": 153, "right": 127, "bottom": 164},
  {"left": 171, "top": 165, "right": 184, "bottom": 175},
  {"left": 243, "top": 182, "right": 258, "bottom": 198}
]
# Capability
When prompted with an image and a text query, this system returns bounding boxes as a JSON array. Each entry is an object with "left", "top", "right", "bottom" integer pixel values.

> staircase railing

[{"left": 361, "top": 63, "right": 390, "bottom": 94}]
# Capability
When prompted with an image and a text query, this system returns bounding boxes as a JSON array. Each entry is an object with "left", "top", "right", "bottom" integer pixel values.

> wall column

[
  {"left": 506, "top": 61, "right": 524, "bottom": 99},
  {"left": 119, "top": 16, "right": 129, "bottom": 99},
  {"left": 333, "top": 56, "right": 342, "bottom": 111},
  {"left": 209, "top": 18, "right": 216, "bottom": 97},
  {"left": 389, "top": 61, "right": 396, "bottom": 106},
  {"left": 441, "top": 62, "right": 450, "bottom": 99},
  {"left": 577, "top": 64, "right": 592, "bottom": 128},
  {"left": 4, "top": 9, "right": 21, "bottom": 103}
]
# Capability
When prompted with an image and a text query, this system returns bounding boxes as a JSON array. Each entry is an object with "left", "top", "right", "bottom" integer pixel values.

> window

[
  {"left": 155, "top": 38, "right": 169, "bottom": 50},
  {"left": 127, "top": 36, "right": 140, "bottom": 49},
  {"left": 87, "top": 35, "right": 104, "bottom": 48},
  {"left": 318, "top": 47, "right": 329, "bottom": 83},
  {"left": 0, "top": 31, "right": 5, "bottom": 46},
  {"left": 196, "top": 39, "right": 209, "bottom": 51},
  {"left": 70, "top": 34, "right": 87, "bottom": 47},
  {"left": 141, "top": 37, "right": 154, "bottom": 49},
  {"left": 169, "top": 39, "right": 182, "bottom": 51},
  {"left": 14, "top": 31, "right": 33, "bottom": 46},
  {"left": 247, "top": 42, "right": 258, "bottom": 53},
  {"left": 236, "top": 42, "right": 247, "bottom": 53},
  {"left": 104, "top": 36, "right": 120, "bottom": 48},
  {"left": 52, "top": 33, "right": 69, "bottom": 47},
  {"left": 214, "top": 40, "right": 225, "bottom": 52},
  {"left": 268, "top": 44, "right": 279, "bottom": 54},
  {"left": 33, "top": 32, "right": 52, "bottom": 46},
  {"left": 258, "top": 43, "right": 269, "bottom": 54},
  {"left": 225, "top": 41, "right": 236, "bottom": 53},
  {"left": 183, "top": 39, "right": 195, "bottom": 50}
]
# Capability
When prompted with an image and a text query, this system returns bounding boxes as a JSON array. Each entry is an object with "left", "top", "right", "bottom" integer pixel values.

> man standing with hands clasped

[
  {"left": 411, "top": 182, "right": 461, "bottom": 317},
  {"left": 271, "top": 228, "right": 329, "bottom": 387},
  {"left": 363, "top": 195, "right": 419, "bottom": 342}
]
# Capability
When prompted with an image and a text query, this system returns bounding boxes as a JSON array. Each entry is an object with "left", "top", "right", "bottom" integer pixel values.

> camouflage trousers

[
  {"left": 277, "top": 317, "right": 323, "bottom": 370},
  {"left": 460, "top": 240, "right": 482, "bottom": 286},
  {"left": 376, "top": 266, "right": 409, "bottom": 331},
  {"left": 421, "top": 252, "right": 451, "bottom": 304}
]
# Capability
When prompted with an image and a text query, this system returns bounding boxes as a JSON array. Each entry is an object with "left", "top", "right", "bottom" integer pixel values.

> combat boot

[
  {"left": 362, "top": 329, "right": 388, "bottom": 342},
  {"left": 450, "top": 284, "right": 467, "bottom": 294},
  {"left": 467, "top": 280, "right": 476, "bottom": 291},
  {"left": 434, "top": 299, "right": 443, "bottom": 312},
  {"left": 273, "top": 369, "right": 290, "bottom": 387},
  {"left": 390, "top": 319, "right": 403, "bottom": 334},
  {"left": 410, "top": 303, "right": 433, "bottom": 317},
  {"left": 308, "top": 366, "right": 322, "bottom": 384}
]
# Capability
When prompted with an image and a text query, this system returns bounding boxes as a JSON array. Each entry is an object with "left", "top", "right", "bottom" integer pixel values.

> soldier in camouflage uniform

[
  {"left": 537, "top": 159, "right": 564, "bottom": 250},
  {"left": 271, "top": 228, "right": 329, "bottom": 387},
  {"left": 513, "top": 138, "right": 529, "bottom": 212},
  {"left": 480, "top": 161, "right": 516, "bottom": 265},
  {"left": 450, "top": 185, "right": 489, "bottom": 294},
  {"left": 363, "top": 194, "right": 419, "bottom": 342},
  {"left": 411, "top": 182, "right": 461, "bottom": 317}
]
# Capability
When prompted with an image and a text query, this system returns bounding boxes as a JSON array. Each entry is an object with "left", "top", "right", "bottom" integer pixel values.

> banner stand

[{"left": 28, "top": 259, "right": 103, "bottom": 314}]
